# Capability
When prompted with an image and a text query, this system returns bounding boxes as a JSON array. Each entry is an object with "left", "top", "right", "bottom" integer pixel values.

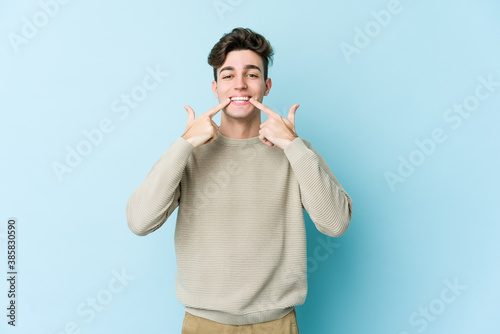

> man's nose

[{"left": 234, "top": 75, "right": 248, "bottom": 89}]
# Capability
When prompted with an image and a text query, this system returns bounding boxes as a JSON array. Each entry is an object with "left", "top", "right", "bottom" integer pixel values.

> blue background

[{"left": 1, "top": 0, "right": 499, "bottom": 333}]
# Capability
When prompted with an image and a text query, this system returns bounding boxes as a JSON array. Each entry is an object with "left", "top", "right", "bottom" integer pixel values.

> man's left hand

[{"left": 249, "top": 98, "right": 299, "bottom": 150}]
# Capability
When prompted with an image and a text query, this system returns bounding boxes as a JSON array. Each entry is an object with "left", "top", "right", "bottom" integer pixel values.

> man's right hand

[
  {"left": 182, "top": 98, "right": 231, "bottom": 147},
  {"left": 181, "top": 98, "right": 231, "bottom": 148}
]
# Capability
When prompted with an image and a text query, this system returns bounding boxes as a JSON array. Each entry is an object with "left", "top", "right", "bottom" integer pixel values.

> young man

[{"left": 126, "top": 27, "right": 353, "bottom": 333}]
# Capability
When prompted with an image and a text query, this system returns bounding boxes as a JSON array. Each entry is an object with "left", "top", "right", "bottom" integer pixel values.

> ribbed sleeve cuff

[
  {"left": 172, "top": 136, "right": 196, "bottom": 158},
  {"left": 283, "top": 137, "right": 310, "bottom": 165}
]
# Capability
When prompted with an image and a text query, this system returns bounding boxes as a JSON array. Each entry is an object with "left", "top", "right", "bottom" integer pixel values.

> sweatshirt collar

[{"left": 215, "top": 132, "right": 263, "bottom": 146}]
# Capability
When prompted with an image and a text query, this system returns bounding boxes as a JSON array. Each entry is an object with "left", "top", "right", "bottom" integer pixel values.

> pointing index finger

[
  {"left": 206, "top": 98, "right": 231, "bottom": 118},
  {"left": 249, "top": 97, "right": 277, "bottom": 118}
]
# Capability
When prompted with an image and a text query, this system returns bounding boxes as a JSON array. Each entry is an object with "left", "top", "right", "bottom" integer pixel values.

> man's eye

[
  {"left": 248, "top": 74, "right": 259, "bottom": 78},
  {"left": 222, "top": 75, "right": 232, "bottom": 79}
]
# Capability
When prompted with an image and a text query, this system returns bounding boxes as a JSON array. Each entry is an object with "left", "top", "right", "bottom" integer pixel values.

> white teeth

[{"left": 230, "top": 96, "right": 250, "bottom": 101}]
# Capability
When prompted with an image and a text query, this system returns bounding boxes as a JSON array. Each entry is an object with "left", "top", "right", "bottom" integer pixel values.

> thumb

[
  {"left": 184, "top": 105, "right": 195, "bottom": 122},
  {"left": 288, "top": 104, "right": 299, "bottom": 125}
]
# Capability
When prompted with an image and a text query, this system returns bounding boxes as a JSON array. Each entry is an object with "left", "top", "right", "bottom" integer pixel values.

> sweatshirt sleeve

[
  {"left": 126, "top": 137, "right": 195, "bottom": 236},
  {"left": 283, "top": 137, "right": 353, "bottom": 237}
]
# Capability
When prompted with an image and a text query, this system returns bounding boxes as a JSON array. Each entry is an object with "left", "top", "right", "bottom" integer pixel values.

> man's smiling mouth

[
  {"left": 230, "top": 96, "right": 251, "bottom": 101},
  {"left": 229, "top": 96, "right": 253, "bottom": 105}
]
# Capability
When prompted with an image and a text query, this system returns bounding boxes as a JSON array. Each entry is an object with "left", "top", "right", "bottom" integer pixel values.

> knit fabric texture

[{"left": 126, "top": 133, "right": 353, "bottom": 325}]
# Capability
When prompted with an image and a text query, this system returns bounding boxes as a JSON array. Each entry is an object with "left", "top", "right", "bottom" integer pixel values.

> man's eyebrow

[
  {"left": 219, "top": 66, "right": 234, "bottom": 74},
  {"left": 244, "top": 64, "right": 262, "bottom": 72},
  {"left": 219, "top": 65, "right": 262, "bottom": 74}
]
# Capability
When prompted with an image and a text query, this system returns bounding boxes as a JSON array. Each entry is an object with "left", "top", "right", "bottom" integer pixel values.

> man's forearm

[
  {"left": 284, "top": 138, "right": 353, "bottom": 237},
  {"left": 126, "top": 137, "right": 195, "bottom": 236}
]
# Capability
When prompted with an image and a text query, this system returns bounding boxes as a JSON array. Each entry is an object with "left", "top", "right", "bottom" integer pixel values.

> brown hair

[{"left": 208, "top": 27, "right": 274, "bottom": 81}]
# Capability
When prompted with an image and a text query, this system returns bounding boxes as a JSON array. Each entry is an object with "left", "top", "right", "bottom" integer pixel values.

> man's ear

[
  {"left": 212, "top": 80, "right": 219, "bottom": 98},
  {"left": 264, "top": 78, "right": 272, "bottom": 96}
]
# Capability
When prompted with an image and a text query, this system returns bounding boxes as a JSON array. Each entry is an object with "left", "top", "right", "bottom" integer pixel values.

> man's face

[{"left": 212, "top": 49, "right": 272, "bottom": 119}]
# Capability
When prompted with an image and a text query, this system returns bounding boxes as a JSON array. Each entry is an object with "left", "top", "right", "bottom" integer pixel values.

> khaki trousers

[{"left": 181, "top": 308, "right": 300, "bottom": 334}]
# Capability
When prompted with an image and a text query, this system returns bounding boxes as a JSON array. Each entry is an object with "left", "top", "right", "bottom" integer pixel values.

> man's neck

[{"left": 219, "top": 112, "right": 261, "bottom": 139}]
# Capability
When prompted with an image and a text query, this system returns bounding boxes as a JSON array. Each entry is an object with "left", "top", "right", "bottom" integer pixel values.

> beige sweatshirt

[{"left": 126, "top": 133, "right": 353, "bottom": 325}]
